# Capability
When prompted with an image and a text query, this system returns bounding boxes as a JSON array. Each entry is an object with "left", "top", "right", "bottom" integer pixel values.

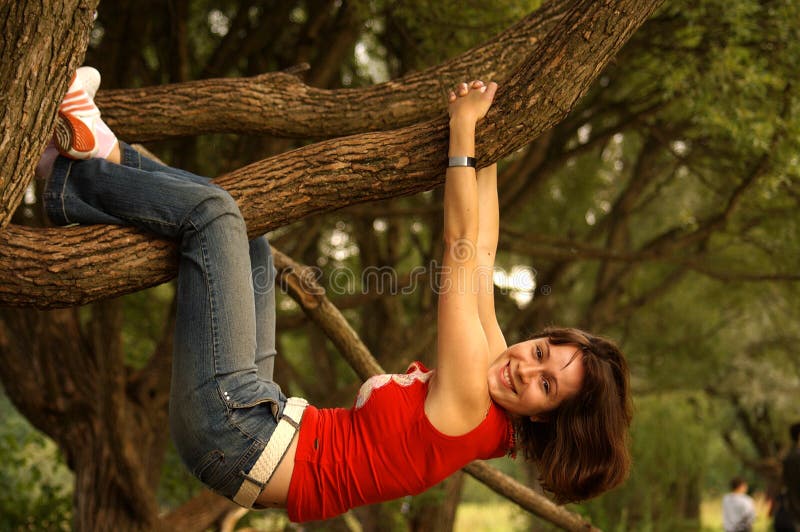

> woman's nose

[{"left": 518, "top": 362, "right": 537, "bottom": 382}]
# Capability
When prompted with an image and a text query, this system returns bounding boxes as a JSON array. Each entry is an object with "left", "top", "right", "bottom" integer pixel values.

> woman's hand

[{"left": 447, "top": 80, "right": 498, "bottom": 126}]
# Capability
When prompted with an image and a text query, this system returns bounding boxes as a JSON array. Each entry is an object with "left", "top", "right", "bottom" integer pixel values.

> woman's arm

[
  {"left": 427, "top": 80, "right": 498, "bottom": 434},
  {"left": 476, "top": 163, "right": 508, "bottom": 358}
]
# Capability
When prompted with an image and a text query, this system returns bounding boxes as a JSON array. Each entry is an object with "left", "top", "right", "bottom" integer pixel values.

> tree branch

[{"left": 96, "top": 0, "right": 570, "bottom": 141}]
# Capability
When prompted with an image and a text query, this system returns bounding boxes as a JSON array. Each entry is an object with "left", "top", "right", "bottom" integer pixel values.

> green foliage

[
  {"left": 122, "top": 283, "right": 175, "bottom": 369},
  {"left": 622, "top": 0, "right": 800, "bottom": 159},
  {"left": 156, "top": 441, "right": 205, "bottom": 510},
  {"left": 579, "top": 394, "right": 710, "bottom": 531},
  {"left": 0, "top": 392, "right": 72, "bottom": 531}
]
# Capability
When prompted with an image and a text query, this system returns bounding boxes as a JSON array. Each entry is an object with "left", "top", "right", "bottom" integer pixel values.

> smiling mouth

[{"left": 503, "top": 362, "right": 517, "bottom": 393}]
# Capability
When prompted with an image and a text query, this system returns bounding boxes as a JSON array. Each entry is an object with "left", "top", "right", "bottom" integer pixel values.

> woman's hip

[{"left": 169, "top": 378, "right": 287, "bottom": 501}]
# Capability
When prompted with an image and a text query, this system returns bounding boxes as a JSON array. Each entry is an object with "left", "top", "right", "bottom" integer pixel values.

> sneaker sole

[{"left": 54, "top": 112, "right": 97, "bottom": 159}]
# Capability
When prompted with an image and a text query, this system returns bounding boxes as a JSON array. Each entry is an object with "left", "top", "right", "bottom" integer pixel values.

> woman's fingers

[
  {"left": 447, "top": 80, "right": 498, "bottom": 118},
  {"left": 453, "top": 80, "right": 488, "bottom": 97}
]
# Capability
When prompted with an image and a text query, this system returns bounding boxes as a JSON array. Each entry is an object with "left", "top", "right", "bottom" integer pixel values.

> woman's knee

[{"left": 186, "top": 185, "right": 244, "bottom": 230}]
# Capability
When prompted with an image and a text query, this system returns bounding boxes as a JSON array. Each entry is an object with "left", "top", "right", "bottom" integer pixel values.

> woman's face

[{"left": 487, "top": 338, "right": 585, "bottom": 420}]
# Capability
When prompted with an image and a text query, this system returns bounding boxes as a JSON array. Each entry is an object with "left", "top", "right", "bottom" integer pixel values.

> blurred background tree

[{"left": 1, "top": 0, "right": 798, "bottom": 530}]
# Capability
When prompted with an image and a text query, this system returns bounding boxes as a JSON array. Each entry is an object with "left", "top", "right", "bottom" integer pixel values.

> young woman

[{"left": 43, "top": 70, "right": 631, "bottom": 521}]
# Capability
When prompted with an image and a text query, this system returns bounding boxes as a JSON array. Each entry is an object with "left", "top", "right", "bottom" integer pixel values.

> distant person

[
  {"left": 774, "top": 422, "right": 800, "bottom": 532},
  {"left": 722, "top": 477, "right": 756, "bottom": 532}
]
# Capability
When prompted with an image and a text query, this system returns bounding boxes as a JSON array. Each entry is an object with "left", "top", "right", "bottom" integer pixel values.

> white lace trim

[{"left": 355, "top": 364, "right": 432, "bottom": 409}]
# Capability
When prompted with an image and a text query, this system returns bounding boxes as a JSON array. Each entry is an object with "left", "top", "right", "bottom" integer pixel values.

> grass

[
  {"left": 455, "top": 502, "right": 528, "bottom": 532},
  {"left": 452, "top": 494, "right": 775, "bottom": 532}
]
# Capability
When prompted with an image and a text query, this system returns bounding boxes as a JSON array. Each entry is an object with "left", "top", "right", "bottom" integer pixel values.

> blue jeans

[{"left": 43, "top": 142, "right": 287, "bottom": 501}]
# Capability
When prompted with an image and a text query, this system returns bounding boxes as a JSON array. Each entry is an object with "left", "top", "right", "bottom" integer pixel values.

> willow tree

[{"left": 0, "top": 1, "right": 663, "bottom": 530}]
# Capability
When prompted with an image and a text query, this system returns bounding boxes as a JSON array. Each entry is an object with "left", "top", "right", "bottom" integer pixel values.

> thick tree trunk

[
  {"left": 0, "top": 0, "right": 98, "bottom": 229},
  {"left": 0, "top": 300, "right": 174, "bottom": 531},
  {"left": 0, "top": 0, "right": 665, "bottom": 308}
]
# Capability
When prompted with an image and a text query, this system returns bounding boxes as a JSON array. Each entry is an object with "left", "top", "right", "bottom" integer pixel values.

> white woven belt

[{"left": 233, "top": 396, "right": 308, "bottom": 508}]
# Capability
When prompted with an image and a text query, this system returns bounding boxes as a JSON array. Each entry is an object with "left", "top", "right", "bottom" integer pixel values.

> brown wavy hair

[{"left": 511, "top": 327, "right": 632, "bottom": 503}]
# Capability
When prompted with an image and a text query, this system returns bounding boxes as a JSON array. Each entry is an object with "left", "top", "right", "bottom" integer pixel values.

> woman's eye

[
  {"left": 536, "top": 346, "right": 543, "bottom": 360},
  {"left": 542, "top": 379, "right": 550, "bottom": 394}
]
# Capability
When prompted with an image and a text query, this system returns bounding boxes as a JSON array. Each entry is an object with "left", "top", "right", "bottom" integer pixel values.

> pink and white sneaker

[{"left": 53, "top": 68, "right": 102, "bottom": 159}]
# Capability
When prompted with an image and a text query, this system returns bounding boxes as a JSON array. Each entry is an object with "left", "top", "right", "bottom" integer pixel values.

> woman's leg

[
  {"left": 117, "top": 142, "right": 279, "bottom": 380},
  {"left": 119, "top": 141, "right": 211, "bottom": 186},
  {"left": 43, "top": 147, "right": 285, "bottom": 498}
]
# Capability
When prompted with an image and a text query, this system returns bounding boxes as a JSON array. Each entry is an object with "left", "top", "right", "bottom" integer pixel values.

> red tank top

[{"left": 286, "top": 362, "right": 512, "bottom": 522}]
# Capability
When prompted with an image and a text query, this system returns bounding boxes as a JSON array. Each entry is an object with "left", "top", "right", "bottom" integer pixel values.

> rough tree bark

[{"left": 0, "top": 0, "right": 665, "bottom": 308}]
